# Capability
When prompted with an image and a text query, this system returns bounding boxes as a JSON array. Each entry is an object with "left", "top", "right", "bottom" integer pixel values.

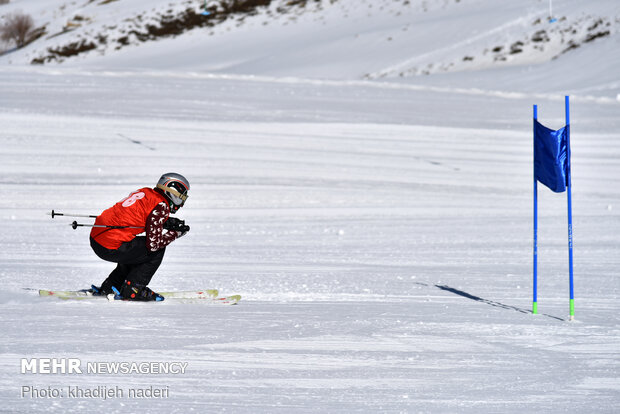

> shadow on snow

[{"left": 434, "top": 284, "right": 564, "bottom": 321}]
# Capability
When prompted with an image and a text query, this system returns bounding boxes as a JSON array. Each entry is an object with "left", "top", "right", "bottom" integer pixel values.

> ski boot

[
  {"left": 91, "top": 285, "right": 111, "bottom": 296},
  {"left": 116, "top": 280, "right": 165, "bottom": 302}
]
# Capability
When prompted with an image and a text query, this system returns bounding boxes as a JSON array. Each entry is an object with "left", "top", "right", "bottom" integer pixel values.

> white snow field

[{"left": 1, "top": 0, "right": 619, "bottom": 412}]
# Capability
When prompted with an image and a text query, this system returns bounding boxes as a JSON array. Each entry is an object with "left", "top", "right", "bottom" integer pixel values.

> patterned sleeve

[{"left": 146, "top": 202, "right": 179, "bottom": 252}]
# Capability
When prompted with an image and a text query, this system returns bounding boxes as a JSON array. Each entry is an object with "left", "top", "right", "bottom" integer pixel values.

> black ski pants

[{"left": 90, "top": 236, "right": 165, "bottom": 291}]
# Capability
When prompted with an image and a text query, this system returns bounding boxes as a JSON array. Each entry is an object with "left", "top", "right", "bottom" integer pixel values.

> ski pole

[
  {"left": 70, "top": 221, "right": 144, "bottom": 230},
  {"left": 49, "top": 210, "right": 98, "bottom": 219}
]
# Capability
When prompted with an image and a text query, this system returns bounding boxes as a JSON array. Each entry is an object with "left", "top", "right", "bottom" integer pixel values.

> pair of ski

[{"left": 39, "top": 288, "right": 241, "bottom": 305}]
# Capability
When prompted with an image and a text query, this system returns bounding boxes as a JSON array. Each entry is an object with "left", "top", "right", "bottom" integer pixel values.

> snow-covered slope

[
  {"left": 2, "top": 64, "right": 619, "bottom": 414},
  {"left": 1, "top": 0, "right": 619, "bottom": 98}
]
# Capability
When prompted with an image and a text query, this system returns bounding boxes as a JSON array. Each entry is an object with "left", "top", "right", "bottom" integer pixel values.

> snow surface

[{"left": 1, "top": 0, "right": 619, "bottom": 412}]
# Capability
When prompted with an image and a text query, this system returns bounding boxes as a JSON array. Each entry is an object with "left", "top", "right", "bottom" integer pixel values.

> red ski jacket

[{"left": 90, "top": 187, "right": 178, "bottom": 251}]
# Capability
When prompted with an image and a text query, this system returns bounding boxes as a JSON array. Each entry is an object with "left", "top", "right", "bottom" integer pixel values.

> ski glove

[
  {"left": 176, "top": 224, "right": 190, "bottom": 238},
  {"left": 164, "top": 217, "right": 190, "bottom": 237},
  {"left": 164, "top": 217, "right": 185, "bottom": 231}
]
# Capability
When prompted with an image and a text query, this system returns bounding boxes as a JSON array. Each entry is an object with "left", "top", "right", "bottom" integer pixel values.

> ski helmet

[{"left": 156, "top": 172, "right": 190, "bottom": 213}]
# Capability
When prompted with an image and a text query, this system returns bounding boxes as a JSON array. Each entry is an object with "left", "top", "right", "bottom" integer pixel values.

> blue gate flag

[{"left": 534, "top": 120, "right": 568, "bottom": 193}]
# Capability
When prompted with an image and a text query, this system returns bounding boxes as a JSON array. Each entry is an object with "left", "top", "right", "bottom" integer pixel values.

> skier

[{"left": 89, "top": 173, "right": 190, "bottom": 301}]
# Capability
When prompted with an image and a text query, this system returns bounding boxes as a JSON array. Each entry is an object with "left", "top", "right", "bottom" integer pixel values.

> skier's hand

[
  {"left": 176, "top": 224, "right": 190, "bottom": 238},
  {"left": 164, "top": 217, "right": 189, "bottom": 237},
  {"left": 164, "top": 217, "right": 185, "bottom": 231}
]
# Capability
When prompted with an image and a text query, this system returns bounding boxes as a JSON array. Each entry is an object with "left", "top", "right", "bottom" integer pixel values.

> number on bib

[{"left": 121, "top": 191, "right": 145, "bottom": 207}]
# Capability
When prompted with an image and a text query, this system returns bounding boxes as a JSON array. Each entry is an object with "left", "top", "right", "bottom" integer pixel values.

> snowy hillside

[
  {"left": 1, "top": 0, "right": 620, "bottom": 94},
  {"left": 1, "top": 0, "right": 619, "bottom": 413}
]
